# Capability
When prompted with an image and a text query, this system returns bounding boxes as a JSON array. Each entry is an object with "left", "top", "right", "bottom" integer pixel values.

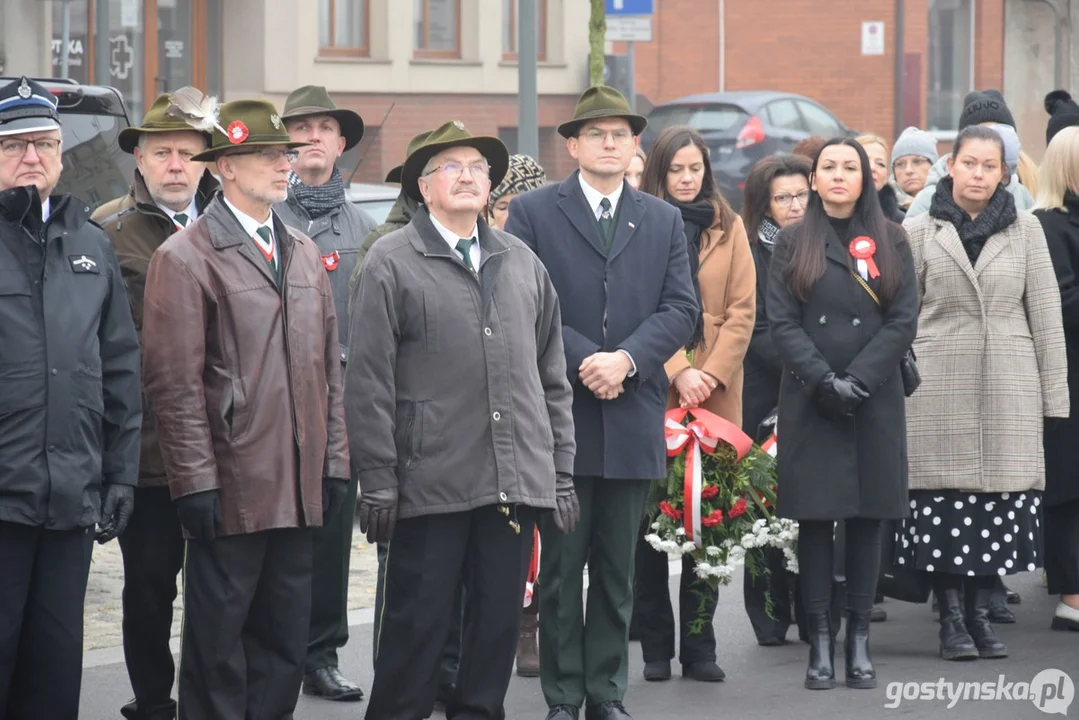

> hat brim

[
  {"left": 191, "top": 139, "right": 311, "bottom": 163},
  {"left": 401, "top": 137, "right": 509, "bottom": 204},
  {"left": 118, "top": 125, "right": 212, "bottom": 154},
  {"left": 281, "top": 107, "right": 365, "bottom": 151},
  {"left": 385, "top": 164, "right": 403, "bottom": 184},
  {"left": 557, "top": 110, "right": 647, "bottom": 139},
  {"left": 0, "top": 116, "right": 61, "bottom": 138}
]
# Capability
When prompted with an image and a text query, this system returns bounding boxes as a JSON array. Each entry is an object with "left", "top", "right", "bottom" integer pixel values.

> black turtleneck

[{"left": 827, "top": 214, "right": 853, "bottom": 242}]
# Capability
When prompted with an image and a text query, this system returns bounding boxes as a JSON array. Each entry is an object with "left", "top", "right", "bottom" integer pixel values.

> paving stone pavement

[{"left": 82, "top": 517, "right": 377, "bottom": 651}]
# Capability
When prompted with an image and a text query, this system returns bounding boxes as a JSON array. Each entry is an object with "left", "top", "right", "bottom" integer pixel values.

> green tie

[
  {"left": 455, "top": 237, "right": 477, "bottom": 273},
  {"left": 598, "top": 197, "right": 615, "bottom": 249},
  {"left": 173, "top": 212, "right": 189, "bottom": 228},
  {"left": 255, "top": 226, "right": 281, "bottom": 283}
]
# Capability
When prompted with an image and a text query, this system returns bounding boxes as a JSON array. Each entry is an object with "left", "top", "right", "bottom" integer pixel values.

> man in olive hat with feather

[
  {"left": 347, "top": 120, "right": 579, "bottom": 720},
  {"left": 141, "top": 97, "right": 350, "bottom": 720},
  {"left": 93, "top": 88, "right": 219, "bottom": 720}
]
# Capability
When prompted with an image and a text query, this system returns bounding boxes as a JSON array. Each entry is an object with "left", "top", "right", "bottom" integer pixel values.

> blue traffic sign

[{"left": 605, "top": 0, "right": 653, "bottom": 15}]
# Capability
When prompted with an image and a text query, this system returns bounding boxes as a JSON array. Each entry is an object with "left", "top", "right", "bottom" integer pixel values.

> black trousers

[
  {"left": 178, "top": 528, "right": 313, "bottom": 720},
  {"left": 307, "top": 472, "right": 359, "bottom": 673},
  {"left": 366, "top": 505, "right": 536, "bottom": 720},
  {"left": 798, "top": 519, "right": 882, "bottom": 614},
  {"left": 743, "top": 547, "right": 797, "bottom": 644},
  {"left": 1045, "top": 499, "right": 1079, "bottom": 596},
  {"left": 0, "top": 521, "right": 94, "bottom": 720},
  {"left": 118, "top": 487, "right": 186, "bottom": 720},
  {"left": 634, "top": 526, "right": 718, "bottom": 664}
]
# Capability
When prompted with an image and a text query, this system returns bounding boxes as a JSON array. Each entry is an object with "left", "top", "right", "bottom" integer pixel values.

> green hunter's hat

[
  {"left": 190, "top": 99, "right": 309, "bottom": 162},
  {"left": 280, "top": 85, "right": 365, "bottom": 151},
  {"left": 385, "top": 129, "right": 435, "bottom": 184},
  {"left": 400, "top": 120, "right": 509, "bottom": 203},
  {"left": 119, "top": 92, "right": 213, "bottom": 153},
  {"left": 557, "top": 85, "right": 648, "bottom": 139}
]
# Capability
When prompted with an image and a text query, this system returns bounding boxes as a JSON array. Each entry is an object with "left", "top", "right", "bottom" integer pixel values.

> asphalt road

[{"left": 79, "top": 569, "right": 1077, "bottom": 719}]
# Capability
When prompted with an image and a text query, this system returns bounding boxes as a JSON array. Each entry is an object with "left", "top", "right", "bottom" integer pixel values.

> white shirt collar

[
  {"left": 158, "top": 197, "right": 198, "bottom": 227},
  {"left": 40, "top": 197, "right": 51, "bottom": 223},
  {"left": 428, "top": 211, "right": 481, "bottom": 267},
  {"left": 222, "top": 195, "right": 272, "bottom": 239},
  {"left": 578, "top": 172, "right": 625, "bottom": 220}
]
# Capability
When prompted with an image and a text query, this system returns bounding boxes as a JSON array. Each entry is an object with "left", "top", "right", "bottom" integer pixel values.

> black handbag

[{"left": 851, "top": 271, "right": 921, "bottom": 397}]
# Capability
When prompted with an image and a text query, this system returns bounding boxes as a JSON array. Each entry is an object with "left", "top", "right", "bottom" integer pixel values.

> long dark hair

[
  {"left": 784, "top": 137, "right": 905, "bottom": 308},
  {"left": 742, "top": 154, "right": 812, "bottom": 244},
  {"left": 639, "top": 125, "right": 738, "bottom": 246}
]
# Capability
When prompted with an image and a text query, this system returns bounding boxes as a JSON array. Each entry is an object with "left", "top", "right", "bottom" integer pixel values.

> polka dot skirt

[{"left": 893, "top": 490, "right": 1042, "bottom": 576}]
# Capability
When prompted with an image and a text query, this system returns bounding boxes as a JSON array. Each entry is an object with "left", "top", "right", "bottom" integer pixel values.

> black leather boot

[
  {"left": 965, "top": 582, "right": 1008, "bottom": 658},
  {"left": 935, "top": 587, "right": 978, "bottom": 661},
  {"left": 804, "top": 612, "right": 836, "bottom": 690},
  {"left": 844, "top": 610, "right": 876, "bottom": 689}
]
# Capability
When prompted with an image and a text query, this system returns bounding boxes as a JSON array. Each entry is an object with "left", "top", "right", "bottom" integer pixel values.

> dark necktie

[
  {"left": 173, "top": 212, "right": 189, "bottom": 228},
  {"left": 598, "top": 197, "right": 615, "bottom": 249},
  {"left": 455, "top": 237, "right": 476, "bottom": 273}
]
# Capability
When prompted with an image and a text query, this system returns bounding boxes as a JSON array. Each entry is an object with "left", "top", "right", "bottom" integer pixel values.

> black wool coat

[
  {"left": 741, "top": 240, "right": 781, "bottom": 442},
  {"left": 766, "top": 221, "right": 918, "bottom": 520}
]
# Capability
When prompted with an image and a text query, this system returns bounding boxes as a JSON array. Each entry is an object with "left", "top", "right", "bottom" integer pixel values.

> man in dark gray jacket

[
  {"left": 274, "top": 85, "right": 374, "bottom": 703},
  {"left": 347, "top": 121, "right": 579, "bottom": 720}
]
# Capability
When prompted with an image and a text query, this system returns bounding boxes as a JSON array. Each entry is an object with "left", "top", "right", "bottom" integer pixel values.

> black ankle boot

[
  {"left": 965, "top": 582, "right": 1008, "bottom": 658},
  {"left": 844, "top": 610, "right": 876, "bottom": 689},
  {"left": 804, "top": 612, "right": 836, "bottom": 690},
  {"left": 936, "top": 587, "right": 978, "bottom": 661}
]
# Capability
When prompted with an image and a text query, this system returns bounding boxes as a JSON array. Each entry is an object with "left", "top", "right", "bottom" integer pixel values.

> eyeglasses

[
  {"left": 893, "top": 157, "right": 931, "bottom": 172},
  {"left": 579, "top": 128, "right": 634, "bottom": 145},
  {"left": 772, "top": 190, "right": 810, "bottom": 208},
  {"left": 423, "top": 161, "right": 490, "bottom": 180},
  {"left": 0, "top": 137, "right": 62, "bottom": 159},
  {"left": 226, "top": 148, "right": 299, "bottom": 164}
]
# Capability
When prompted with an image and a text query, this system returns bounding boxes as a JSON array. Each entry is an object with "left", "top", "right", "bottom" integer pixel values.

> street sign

[
  {"left": 607, "top": 16, "right": 653, "bottom": 42},
  {"left": 861, "top": 21, "right": 885, "bottom": 55},
  {"left": 605, "top": 0, "right": 653, "bottom": 15}
]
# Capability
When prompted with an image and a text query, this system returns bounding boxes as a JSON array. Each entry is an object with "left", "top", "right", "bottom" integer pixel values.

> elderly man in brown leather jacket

[{"left": 141, "top": 99, "right": 349, "bottom": 720}]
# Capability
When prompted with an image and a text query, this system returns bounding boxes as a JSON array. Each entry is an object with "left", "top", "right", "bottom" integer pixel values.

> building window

[
  {"left": 320, "top": 0, "right": 368, "bottom": 56},
  {"left": 414, "top": 0, "right": 459, "bottom": 58},
  {"left": 503, "top": 0, "right": 547, "bottom": 60},
  {"left": 927, "top": 0, "right": 974, "bottom": 131}
]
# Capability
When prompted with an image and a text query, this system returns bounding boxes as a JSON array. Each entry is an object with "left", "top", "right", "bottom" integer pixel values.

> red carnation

[
  {"left": 729, "top": 497, "right": 748, "bottom": 519},
  {"left": 659, "top": 501, "right": 683, "bottom": 521},
  {"left": 701, "top": 508, "right": 724, "bottom": 527},
  {"left": 700, "top": 484, "right": 719, "bottom": 500}
]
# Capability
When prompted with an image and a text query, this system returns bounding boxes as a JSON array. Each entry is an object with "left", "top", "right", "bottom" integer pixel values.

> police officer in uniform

[{"left": 0, "top": 76, "right": 142, "bottom": 718}]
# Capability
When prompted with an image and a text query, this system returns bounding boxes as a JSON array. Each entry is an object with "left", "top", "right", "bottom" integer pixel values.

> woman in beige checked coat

[{"left": 900, "top": 126, "right": 1069, "bottom": 662}]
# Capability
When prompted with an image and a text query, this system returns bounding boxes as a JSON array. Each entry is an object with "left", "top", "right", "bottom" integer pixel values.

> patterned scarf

[
  {"left": 929, "top": 176, "right": 1017, "bottom": 264},
  {"left": 758, "top": 216, "right": 782, "bottom": 249},
  {"left": 288, "top": 167, "right": 346, "bottom": 219}
]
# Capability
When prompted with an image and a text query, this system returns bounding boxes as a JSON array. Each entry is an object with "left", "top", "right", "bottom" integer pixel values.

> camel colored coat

[{"left": 664, "top": 215, "right": 756, "bottom": 427}]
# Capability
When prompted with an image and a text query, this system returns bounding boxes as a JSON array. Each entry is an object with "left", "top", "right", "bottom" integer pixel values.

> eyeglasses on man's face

[
  {"left": 772, "top": 190, "right": 810, "bottom": 208},
  {"left": 424, "top": 161, "right": 490, "bottom": 181},
  {"left": 578, "top": 128, "right": 634, "bottom": 145},
  {"left": 0, "top": 137, "right": 62, "bottom": 159},
  {"left": 226, "top": 147, "right": 299, "bottom": 164}
]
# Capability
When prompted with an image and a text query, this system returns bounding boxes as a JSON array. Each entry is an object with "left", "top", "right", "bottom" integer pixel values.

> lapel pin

[{"left": 628, "top": 222, "right": 635, "bottom": 229}]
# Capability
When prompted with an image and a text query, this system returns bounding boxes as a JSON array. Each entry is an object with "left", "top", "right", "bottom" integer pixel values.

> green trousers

[
  {"left": 539, "top": 476, "right": 652, "bottom": 708},
  {"left": 305, "top": 472, "right": 359, "bottom": 673}
]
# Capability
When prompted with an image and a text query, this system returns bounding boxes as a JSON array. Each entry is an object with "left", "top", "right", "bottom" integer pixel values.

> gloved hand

[
  {"left": 322, "top": 477, "right": 349, "bottom": 523},
  {"left": 814, "top": 372, "right": 869, "bottom": 420},
  {"left": 552, "top": 473, "right": 581, "bottom": 535},
  {"left": 358, "top": 487, "right": 398, "bottom": 544},
  {"left": 174, "top": 489, "right": 222, "bottom": 541},
  {"left": 95, "top": 484, "right": 135, "bottom": 544}
]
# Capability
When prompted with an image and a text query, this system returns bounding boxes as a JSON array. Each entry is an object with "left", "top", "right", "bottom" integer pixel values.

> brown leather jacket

[
  {"left": 141, "top": 195, "right": 349, "bottom": 536},
  {"left": 92, "top": 170, "right": 219, "bottom": 487}
]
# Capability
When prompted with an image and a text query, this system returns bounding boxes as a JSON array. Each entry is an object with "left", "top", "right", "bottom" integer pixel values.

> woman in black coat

[
  {"left": 739, "top": 153, "right": 812, "bottom": 646},
  {"left": 767, "top": 138, "right": 918, "bottom": 690},
  {"left": 1033, "top": 125, "right": 1079, "bottom": 632}
]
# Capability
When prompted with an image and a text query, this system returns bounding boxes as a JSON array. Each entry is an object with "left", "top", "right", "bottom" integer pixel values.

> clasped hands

[
  {"left": 814, "top": 371, "right": 870, "bottom": 420},
  {"left": 579, "top": 351, "right": 632, "bottom": 401},
  {"left": 673, "top": 368, "right": 719, "bottom": 409}
]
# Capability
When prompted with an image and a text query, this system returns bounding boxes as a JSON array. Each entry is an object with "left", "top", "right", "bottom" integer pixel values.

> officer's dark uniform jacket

[{"left": 0, "top": 186, "right": 142, "bottom": 529}]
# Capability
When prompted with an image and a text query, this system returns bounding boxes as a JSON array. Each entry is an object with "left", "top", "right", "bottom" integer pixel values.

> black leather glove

[
  {"left": 814, "top": 372, "right": 869, "bottom": 420},
  {"left": 174, "top": 489, "right": 222, "bottom": 541},
  {"left": 95, "top": 484, "right": 135, "bottom": 544},
  {"left": 358, "top": 487, "right": 398, "bottom": 544},
  {"left": 322, "top": 477, "right": 349, "bottom": 524},
  {"left": 552, "top": 473, "right": 581, "bottom": 535}
]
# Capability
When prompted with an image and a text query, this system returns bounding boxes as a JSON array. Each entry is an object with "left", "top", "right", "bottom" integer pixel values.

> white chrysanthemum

[
  {"left": 705, "top": 545, "right": 721, "bottom": 557},
  {"left": 682, "top": 541, "right": 697, "bottom": 553},
  {"left": 675, "top": 527, "right": 686, "bottom": 537}
]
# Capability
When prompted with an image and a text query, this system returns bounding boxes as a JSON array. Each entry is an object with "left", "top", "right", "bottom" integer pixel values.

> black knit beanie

[
  {"left": 958, "top": 89, "right": 1015, "bottom": 130},
  {"left": 1045, "top": 90, "right": 1079, "bottom": 145}
]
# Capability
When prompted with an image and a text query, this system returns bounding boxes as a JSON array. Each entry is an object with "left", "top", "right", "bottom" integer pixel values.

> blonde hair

[
  {"left": 1017, "top": 151, "right": 1040, "bottom": 197},
  {"left": 1034, "top": 126, "right": 1079, "bottom": 210},
  {"left": 856, "top": 133, "right": 891, "bottom": 156}
]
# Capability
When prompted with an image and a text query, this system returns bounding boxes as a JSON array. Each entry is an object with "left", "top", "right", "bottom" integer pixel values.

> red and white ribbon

[
  {"left": 761, "top": 432, "right": 777, "bottom": 457},
  {"left": 524, "top": 524, "right": 541, "bottom": 607},
  {"left": 665, "top": 408, "right": 753, "bottom": 547}
]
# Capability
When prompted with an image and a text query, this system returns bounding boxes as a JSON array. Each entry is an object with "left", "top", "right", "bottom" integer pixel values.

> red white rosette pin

[
  {"left": 849, "top": 236, "right": 880, "bottom": 279},
  {"left": 226, "top": 120, "right": 249, "bottom": 144}
]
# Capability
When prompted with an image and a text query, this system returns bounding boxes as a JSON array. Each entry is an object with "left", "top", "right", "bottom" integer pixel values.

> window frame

[
  {"left": 763, "top": 99, "right": 806, "bottom": 133},
  {"left": 414, "top": 0, "right": 462, "bottom": 59},
  {"left": 796, "top": 100, "right": 843, "bottom": 137},
  {"left": 319, "top": 0, "right": 370, "bottom": 58},
  {"left": 502, "top": 0, "right": 547, "bottom": 62}
]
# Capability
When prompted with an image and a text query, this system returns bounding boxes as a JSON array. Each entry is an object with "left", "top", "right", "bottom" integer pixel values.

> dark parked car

[
  {"left": 640, "top": 91, "right": 855, "bottom": 210},
  {"left": 0, "top": 77, "right": 135, "bottom": 211}
]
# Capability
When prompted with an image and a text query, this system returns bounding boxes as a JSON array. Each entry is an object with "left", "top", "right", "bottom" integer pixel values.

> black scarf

[
  {"left": 757, "top": 216, "right": 781, "bottom": 249},
  {"left": 878, "top": 184, "right": 906, "bottom": 223},
  {"left": 1063, "top": 190, "right": 1079, "bottom": 217},
  {"left": 288, "top": 167, "right": 346, "bottom": 219},
  {"left": 929, "top": 176, "right": 1017, "bottom": 264},
  {"left": 670, "top": 198, "right": 716, "bottom": 351}
]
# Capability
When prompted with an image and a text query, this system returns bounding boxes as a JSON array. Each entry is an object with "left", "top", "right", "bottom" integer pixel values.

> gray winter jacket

[
  {"left": 345, "top": 207, "right": 575, "bottom": 519},
  {"left": 904, "top": 154, "right": 1034, "bottom": 220}
]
